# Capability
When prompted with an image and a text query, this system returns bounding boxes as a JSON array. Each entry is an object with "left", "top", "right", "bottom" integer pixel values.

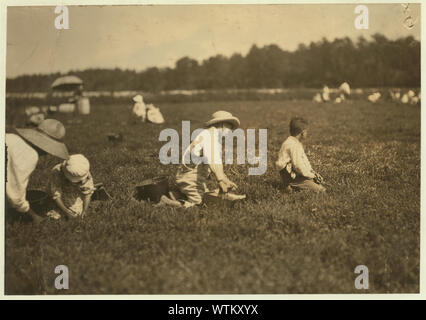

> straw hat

[
  {"left": 133, "top": 95, "right": 144, "bottom": 103},
  {"left": 205, "top": 111, "right": 240, "bottom": 130},
  {"left": 61, "top": 154, "right": 90, "bottom": 183},
  {"left": 16, "top": 119, "right": 69, "bottom": 159}
]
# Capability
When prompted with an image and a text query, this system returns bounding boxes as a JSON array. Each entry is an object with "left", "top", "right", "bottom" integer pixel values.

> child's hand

[
  {"left": 219, "top": 177, "right": 237, "bottom": 193},
  {"left": 65, "top": 208, "right": 78, "bottom": 218}
]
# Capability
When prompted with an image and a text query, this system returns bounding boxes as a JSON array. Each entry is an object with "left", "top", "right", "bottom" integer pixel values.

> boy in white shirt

[
  {"left": 157, "top": 111, "right": 240, "bottom": 208},
  {"left": 276, "top": 117, "right": 325, "bottom": 192}
]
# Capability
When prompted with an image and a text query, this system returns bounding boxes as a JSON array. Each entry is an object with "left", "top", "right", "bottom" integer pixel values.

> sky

[{"left": 6, "top": 3, "right": 421, "bottom": 78}]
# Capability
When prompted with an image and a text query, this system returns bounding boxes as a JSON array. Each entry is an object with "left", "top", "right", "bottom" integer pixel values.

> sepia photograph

[{"left": 3, "top": 2, "right": 421, "bottom": 295}]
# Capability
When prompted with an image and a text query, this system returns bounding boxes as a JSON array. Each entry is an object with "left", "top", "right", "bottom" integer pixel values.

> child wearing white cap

[{"left": 49, "top": 154, "right": 95, "bottom": 218}]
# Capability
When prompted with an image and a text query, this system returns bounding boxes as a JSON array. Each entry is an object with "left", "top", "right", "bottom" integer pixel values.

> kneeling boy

[{"left": 276, "top": 117, "right": 325, "bottom": 192}]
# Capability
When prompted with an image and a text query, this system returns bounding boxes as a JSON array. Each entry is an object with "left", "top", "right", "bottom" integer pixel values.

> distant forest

[{"left": 6, "top": 34, "right": 420, "bottom": 92}]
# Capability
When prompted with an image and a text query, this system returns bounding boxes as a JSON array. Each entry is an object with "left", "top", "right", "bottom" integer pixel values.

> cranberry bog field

[{"left": 5, "top": 98, "right": 420, "bottom": 294}]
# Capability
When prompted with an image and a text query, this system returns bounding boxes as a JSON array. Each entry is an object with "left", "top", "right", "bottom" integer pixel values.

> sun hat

[
  {"left": 205, "top": 111, "right": 240, "bottom": 130},
  {"left": 61, "top": 154, "right": 90, "bottom": 183},
  {"left": 133, "top": 95, "right": 144, "bottom": 103},
  {"left": 16, "top": 119, "right": 69, "bottom": 159}
]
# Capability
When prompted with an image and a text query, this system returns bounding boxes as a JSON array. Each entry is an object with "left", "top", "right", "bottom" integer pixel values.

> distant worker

[
  {"left": 401, "top": 93, "right": 409, "bottom": 104},
  {"left": 389, "top": 90, "right": 398, "bottom": 102},
  {"left": 410, "top": 96, "right": 420, "bottom": 105},
  {"left": 339, "top": 82, "right": 351, "bottom": 99},
  {"left": 322, "top": 85, "right": 330, "bottom": 102},
  {"left": 132, "top": 94, "right": 147, "bottom": 122},
  {"left": 334, "top": 96, "right": 342, "bottom": 104},
  {"left": 146, "top": 103, "right": 165, "bottom": 124},
  {"left": 313, "top": 93, "right": 322, "bottom": 103},
  {"left": 408, "top": 90, "right": 420, "bottom": 105},
  {"left": 368, "top": 92, "right": 381, "bottom": 103}
]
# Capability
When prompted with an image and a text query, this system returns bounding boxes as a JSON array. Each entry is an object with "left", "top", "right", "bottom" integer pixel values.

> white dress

[
  {"left": 133, "top": 102, "right": 147, "bottom": 120},
  {"left": 49, "top": 164, "right": 95, "bottom": 217}
]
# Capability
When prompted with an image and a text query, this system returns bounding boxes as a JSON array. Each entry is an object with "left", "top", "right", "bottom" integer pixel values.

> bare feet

[
  {"left": 154, "top": 195, "right": 183, "bottom": 208},
  {"left": 221, "top": 193, "right": 246, "bottom": 201}
]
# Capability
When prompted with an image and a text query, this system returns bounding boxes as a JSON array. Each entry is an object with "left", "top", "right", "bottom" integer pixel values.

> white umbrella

[{"left": 51, "top": 75, "right": 83, "bottom": 91}]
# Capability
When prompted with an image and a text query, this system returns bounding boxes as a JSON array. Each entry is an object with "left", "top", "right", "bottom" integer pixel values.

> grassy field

[{"left": 5, "top": 98, "right": 420, "bottom": 294}]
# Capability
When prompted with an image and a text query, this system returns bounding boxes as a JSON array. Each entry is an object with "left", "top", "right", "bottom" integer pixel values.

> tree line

[{"left": 6, "top": 33, "right": 420, "bottom": 92}]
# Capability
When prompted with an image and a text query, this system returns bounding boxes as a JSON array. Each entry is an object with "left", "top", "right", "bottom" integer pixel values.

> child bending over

[{"left": 49, "top": 154, "right": 95, "bottom": 218}]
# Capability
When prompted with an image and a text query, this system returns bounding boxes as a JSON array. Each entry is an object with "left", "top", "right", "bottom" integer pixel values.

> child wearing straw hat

[
  {"left": 158, "top": 110, "right": 243, "bottom": 208},
  {"left": 48, "top": 154, "right": 95, "bottom": 219},
  {"left": 276, "top": 117, "right": 325, "bottom": 193},
  {"left": 5, "top": 119, "right": 69, "bottom": 224}
]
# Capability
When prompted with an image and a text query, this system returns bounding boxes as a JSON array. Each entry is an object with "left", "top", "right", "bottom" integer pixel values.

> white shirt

[
  {"left": 275, "top": 136, "right": 315, "bottom": 179},
  {"left": 182, "top": 127, "right": 223, "bottom": 165},
  {"left": 6, "top": 134, "right": 39, "bottom": 212},
  {"left": 133, "top": 102, "right": 147, "bottom": 118},
  {"left": 339, "top": 82, "right": 351, "bottom": 95},
  {"left": 322, "top": 86, "right": 330, "bottom": 101},
  {"left": 181, "top": 127, "right": 225, "bottom": 180}
]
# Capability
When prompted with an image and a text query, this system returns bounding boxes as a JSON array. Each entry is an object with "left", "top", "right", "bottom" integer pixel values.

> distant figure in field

[
  {"left": 415, "top": 91, "right": 421, "bottom": 104},
  {"left": 321, "top": 85, "right": 330, "bottom": 102},
  {"left": 410, "top": 96, "right": 420, "bottom": 105},
  {"left": 339, "top": 82, "right": 351, "bottom": 99},
  {"left": 389, "top": 90, "right": 398, "bottom": 102},
  {"left": 368, "top": 92, "right": 381, "bottom": 103},
  {"left": 313, "top": 93, "right": 322, "bottom": 103},
  {"left": 5, "top": 119, "right": 69, "bottom": 223},
  {"left": 276, "top": 117, "right": 325, "bottom": 193},
  {"left": 394, "top": 91, "right": 401, "bottom": 100},
  {"left": 48, "top": 154, "right": 95, "bottom": 219},
  {"left": 132, "top": 94, "right": 164, "bottom": 124},
  {"left": 146, "top": 103, "right": 165, "bottom": 124},
  {"left": 132, "top": 95, "right": 147, "bottom": 122},
  {"left": 406, "top": 90, "right": 420, "bottom": 105},
  {"left": 407, "top": 90, "right": 420, "bottom": 105},
  {"left": 400, "top": 93, "right": 409, "bottom": 104}
]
